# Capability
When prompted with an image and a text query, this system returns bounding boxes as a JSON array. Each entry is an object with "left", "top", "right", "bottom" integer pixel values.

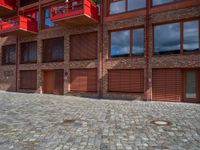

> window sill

[{"left": 106, "top": 55, "right": 144, "bottom": 61}]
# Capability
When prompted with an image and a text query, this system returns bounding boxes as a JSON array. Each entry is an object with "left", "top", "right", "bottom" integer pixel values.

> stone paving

[{"left": 0, "top": 91, "right": 200, "bottom": 150}]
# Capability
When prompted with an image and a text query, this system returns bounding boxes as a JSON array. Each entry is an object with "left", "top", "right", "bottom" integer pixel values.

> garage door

[
  {"left": 70, "top": 68, "right": 97, "bottom": 92},
  {"left": 108, "top": 69, "right": 144, "bottom": 93},
  {"left": 152, "top": 69, "right": 182, "bottom": 102}
]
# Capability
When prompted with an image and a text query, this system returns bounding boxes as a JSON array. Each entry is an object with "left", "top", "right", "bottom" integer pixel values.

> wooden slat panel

[
  {"left": 54, "top": 70, "right": 64, "bottom": 95},
  {"left": 70, "top": 68, "right": 97, "bottom": 92},
  {"left": 20, "top": 70, "right": 37, "bottom": 90},
  {"left": 70, "top": 32, "right": 97, "bottom": 61},
  {"left": 108, "top": 69, "right": 144, "bottom": 93},
  {"left": 152, "top": 69, "right": 182, "bottom": 102}
]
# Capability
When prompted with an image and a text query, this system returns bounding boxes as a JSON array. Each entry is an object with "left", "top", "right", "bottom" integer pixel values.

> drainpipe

[
  {"left": 16, "top": 36, "right": 19, "bottom": 92},
  {"left": 98, "top": 0, "right": 104, "bottom": 98},
  {"left": 15, "top": 0, "right": 20, "bottom": 92},
  {"left": 145, "top": 0, "right": 150, "bottom": 100}
]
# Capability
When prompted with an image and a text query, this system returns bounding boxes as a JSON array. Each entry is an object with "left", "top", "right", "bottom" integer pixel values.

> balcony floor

[
  {"left": 0, "top": 5, "right": 15, "bottom": 17},
  {"left": 0, "top": 28, "right": 37, "bottom": 37},
  {"left": 53, "top": 14, "right": 98, "bottom": 27}
]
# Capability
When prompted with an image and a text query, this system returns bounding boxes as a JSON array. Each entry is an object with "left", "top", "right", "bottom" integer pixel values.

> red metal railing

[
  {"left": 0, "top": 16, "right": 38, "bottom": 33},
  {"left": 0, "top": 0, "right": 16, "bottom": 10},
  {"left": 51, "top": 0, "right": 99, "bottom": 22}
]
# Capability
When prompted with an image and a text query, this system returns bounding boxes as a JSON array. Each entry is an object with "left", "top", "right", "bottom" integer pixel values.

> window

[
  {"left": 42, "top": 7, "right": 56, "bottom": 29},
  {"left": 109, "top": 0, "right": 146, "bottom": 15},
  {"left": 20, "top": 70, "right": 37, "bottom": 90},
  {"left": 154, "top": 20, "right": 200, "bottom": 55},
  {"left": 110, "top": 28, "right": 144, "bottom": 57},
  {"left": 2, "top": 44, "right": 16, "bottom": 65},
  {"left": 132, "top": 28, "right": 145, "bottom": 55},
  {"left": 70, "top": 32, "right": 98, "bottom": 61},
  {"left": 20, "top": 42, "right": 37, "bottom": 64},
  {"left": 154, "top": 23, "right": 181, "bottom": 55},
  {"left": 152, "top": 0, "right": 174, "bottom": 6},
  {"left": 20, "top": 0, "right": 39, "bottom": 7},
  {"left": 183, "top": 20, "right": 199, "bottom": 52},
  {"left": 43, "top": 37, "right": 64, "bottom": 62}
]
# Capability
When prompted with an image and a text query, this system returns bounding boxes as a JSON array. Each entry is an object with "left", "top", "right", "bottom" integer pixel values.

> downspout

[
  {"left": 98, "top": 0, "right": 104, "bottom": 98},
  {"left": 15, "top": 0, "right": 20, "bottom": 92},
  {"left": 145, "top": 0, "right": 150, "bottom": 100}
]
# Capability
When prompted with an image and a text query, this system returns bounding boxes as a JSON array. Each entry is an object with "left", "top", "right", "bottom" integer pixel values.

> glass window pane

[
  {"left": 128, "top": 0, "right": 146, "bottom": 11},
  {"left": 184, "top": 20, "right": 199, "bottom": 52},
  {"left": 154, "top": 23, "right": 180, "bottom": 55},
  {"left": 186, "top": 71, "right": 197, "bottom": 99},
  {"left": 110, "top": 1, "right": 126, "bottom": 15},
  {"left": 111, "top": 30, "right": 130, "bottom": 57},
  {"left": 132, "top": 28, "right": 144, "bottom": 55},
  {"left": 152, "top": 0, "right": 174, "bottom": 6},
  {"left": 44, "top": 8, "right": 56, "bottom": 28}
]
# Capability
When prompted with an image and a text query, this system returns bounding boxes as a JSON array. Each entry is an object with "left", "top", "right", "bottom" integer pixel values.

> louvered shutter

[
  {"left": 152, "top": 69, "right": 182, "bottom": 102},
  {"left": 70, "top": 32, "right": 97, "bottom": 61},
  {"left": 108, "top": 69, "right": 144, "bottom": 93},
  {"left": 20, "top": 70, "right": 37, "bottom": 90}
]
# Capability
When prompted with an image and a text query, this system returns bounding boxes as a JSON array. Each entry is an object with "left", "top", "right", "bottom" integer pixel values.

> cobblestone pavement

[{"left": 0, "top": 91, "right": 200, "bottom": 150}]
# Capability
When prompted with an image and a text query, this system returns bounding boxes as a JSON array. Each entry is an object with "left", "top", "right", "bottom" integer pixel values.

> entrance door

[
  {"left": 43, "top": 70, "right": 64, "bottom": 95},
  {"left": 184, "top": 70, "right": 199, "bottom": 103}
]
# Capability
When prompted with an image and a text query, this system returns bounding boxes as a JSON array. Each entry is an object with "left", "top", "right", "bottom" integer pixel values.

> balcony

[
  {"left": 51, "top": 0, "right": 99, "bottom": 27},
  {"left": 0, "top": 0, "right": 16, "bottom": 17},
  {"left": 0, "top": 16, "right": 38, "bottom": 36}
]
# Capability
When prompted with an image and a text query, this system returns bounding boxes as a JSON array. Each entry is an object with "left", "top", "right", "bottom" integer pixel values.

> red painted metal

[
  {"left": 0, "top": 16, "right": 38, "bottom": 34},
  {"left": 50, "top": 0, "right": 99, "bottom": 22},
  {"left": 0, "top": 0, "right": 16, "bottom": 10}
]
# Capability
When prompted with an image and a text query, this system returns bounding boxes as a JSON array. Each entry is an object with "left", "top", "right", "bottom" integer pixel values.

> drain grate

[{"left": 151, "top": 120, "right": 172, "bottom": 126}]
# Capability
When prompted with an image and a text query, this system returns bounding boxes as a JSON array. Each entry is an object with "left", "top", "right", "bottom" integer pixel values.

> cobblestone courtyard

[{"left": 0, "top": 91, "right": 199, "bottom": 150}]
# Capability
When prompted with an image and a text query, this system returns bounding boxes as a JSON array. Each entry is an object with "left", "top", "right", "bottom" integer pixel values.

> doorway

[
  {"left": 43, "top": 69, "right": 64, "bottom": 95},
  {"left": 184, "top": 70, "right": 199, "bottom": 103}
]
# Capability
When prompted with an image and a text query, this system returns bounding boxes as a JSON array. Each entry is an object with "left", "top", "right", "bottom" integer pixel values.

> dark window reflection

[
  {"left": 132, "top": 28, "right": 144, "bottom": 55},
  {"left": 183, "top": 20, "right": 199, "bottom": 52},
  {"left": 43, "top": 7, "right": 56, "bottom": 29},
  {"left": 152, "top": 0, "right": 174, "bottom": 6},
  {"left": 110, "top": 1, "right": 125, "bottom": 15},
  {"left": 21, "top": 42, "right": 37, "bottom": 64},
  {"left": 128, "top": 0, "right": 146, "bottom": 11},
  {"left": 154, "top": 23, "right": 181, "bottom": 55},
  {"left": 111, "top": 30, "right": 130, "bottom": 57}
]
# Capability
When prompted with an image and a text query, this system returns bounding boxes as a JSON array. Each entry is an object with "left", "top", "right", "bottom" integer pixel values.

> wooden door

[
  {"left": 54, "top": 70, "right": 64, "bottom": 95},
  {"left": 43, "top": 70, "right": 64, "bottom": 95},
  {"left": 43, "top": 70, "right": 54, "bottom": 94}
]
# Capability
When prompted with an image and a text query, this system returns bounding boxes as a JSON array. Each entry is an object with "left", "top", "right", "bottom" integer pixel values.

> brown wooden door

[
  {"left": 54, "top": 70, "right": 64, "bottom": 95},
  {"left": 43, "top": 70, "right": 64, "bottom": 95}
]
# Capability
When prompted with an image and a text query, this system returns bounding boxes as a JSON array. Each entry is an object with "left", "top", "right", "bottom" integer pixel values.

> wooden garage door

[
  {"left": 152, "top": 69, "right": 182, "bottom": 102},
  {"left": 70, "top": 32, "right": 97, "bottom": 61},
  {"left": 70, "top": 69, "right": 97, "bottom": 92},
  {"left": 108, "top": 69, "right": 144, "bottom": 93},
  {"left": 20, "top": 70, "right": 37, "bottom": 90}
]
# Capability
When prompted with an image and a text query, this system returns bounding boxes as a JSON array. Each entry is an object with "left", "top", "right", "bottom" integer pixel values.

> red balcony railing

[
  {"left": 51, "top": 0, "right": 99, "bottom": 26},
  {"left": 0, "top": 0, "right": 16, "bottom": 16},
  {"left": 0, "top": 16, "right": 38, "bottom": 36}
]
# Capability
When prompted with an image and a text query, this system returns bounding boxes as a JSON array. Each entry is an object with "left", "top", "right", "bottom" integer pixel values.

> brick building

[{"left": 0, "top": 0, "right": 199, "bottom": 103}]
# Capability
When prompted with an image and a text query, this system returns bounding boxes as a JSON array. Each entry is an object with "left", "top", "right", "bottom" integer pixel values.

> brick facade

[{"left": 0, "top": 0, "right": 200, "bottom": 102}]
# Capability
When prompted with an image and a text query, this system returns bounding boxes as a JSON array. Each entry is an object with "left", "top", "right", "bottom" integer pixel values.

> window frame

[
  {"left": 19, "top": 70, "right": 37, "bottom": 90},
  {"left": 108, "top": 0, "right": 146, "bottom": 16},
  {"left": 42, "top": 37, "right": 64, "bottom": 63},
  {"left": 41, "top": 6, "right": 57, "bottom": 30},
  {"left": 153, "top": 18, "right": 200, "bottom": 56},
  {"left": 20, "top": 41, "right": 37, "bottom": 64},
  {"left": 109, "top": 26, "right": 145, "bottom": 59},
  {"left": 1, "top": 44, "right": 16, "bottom": 65}
]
